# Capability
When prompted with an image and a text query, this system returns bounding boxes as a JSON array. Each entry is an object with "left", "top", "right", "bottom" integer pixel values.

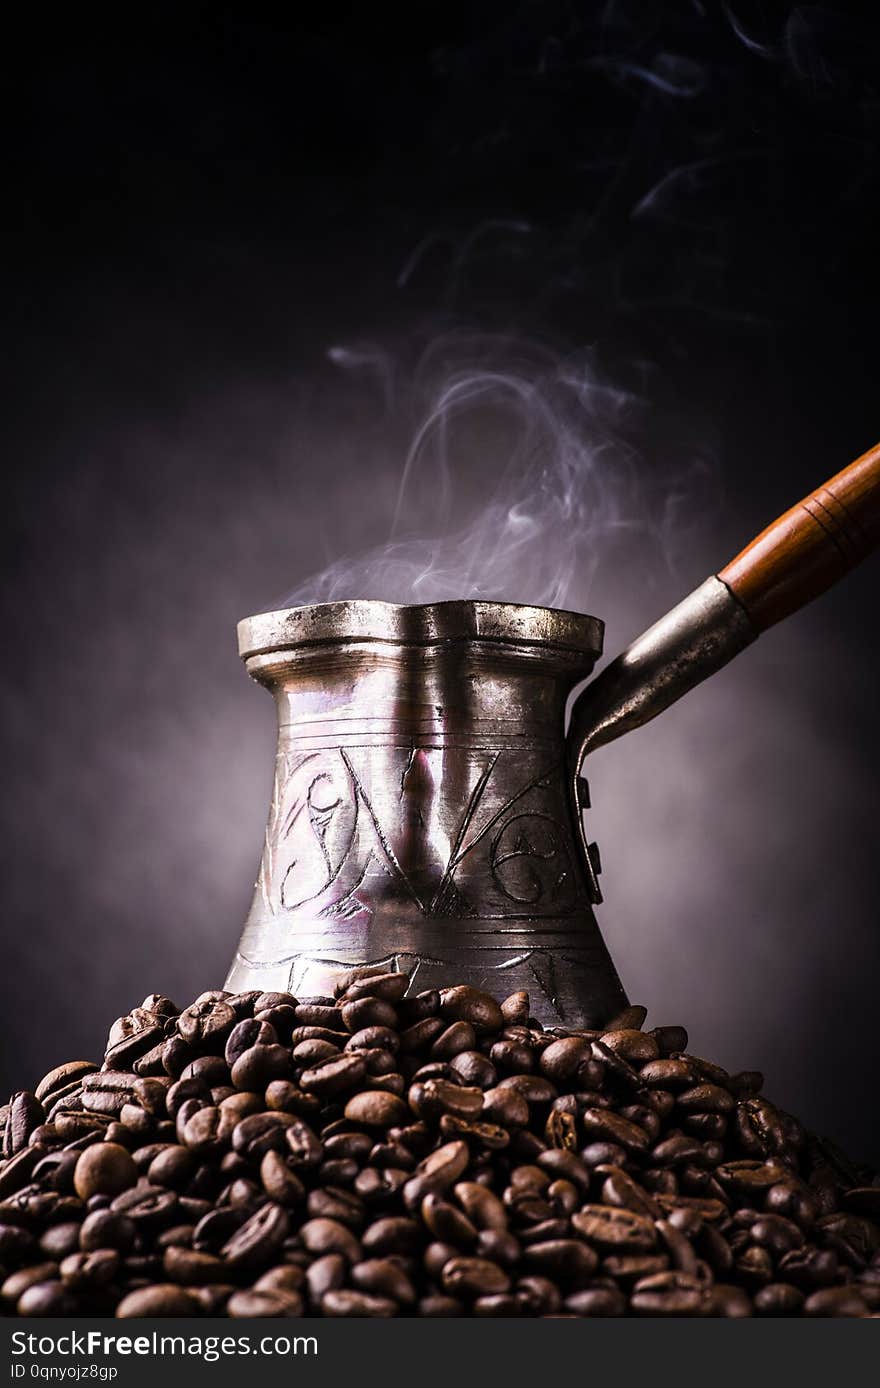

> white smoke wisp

[{"left": 282, "top": 335, "right": 712, "bottom": 612}]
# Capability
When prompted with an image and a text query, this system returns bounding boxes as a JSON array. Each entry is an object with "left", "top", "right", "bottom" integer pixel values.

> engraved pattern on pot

[{"left": 262, "top": 743, "right": 578, "bottom": 922}]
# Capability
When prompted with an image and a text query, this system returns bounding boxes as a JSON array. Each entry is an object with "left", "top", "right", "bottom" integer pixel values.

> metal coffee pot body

[{"left": 226, "top": 600, "right": 627, "bottom": 1026}]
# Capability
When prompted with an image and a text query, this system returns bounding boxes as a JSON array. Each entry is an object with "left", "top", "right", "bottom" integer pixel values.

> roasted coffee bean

[
  {"left": 580, "top": 1141, "right": 630, "bottom": 1169},
  {"left": 441, "top": 1255, "right": 510, "bottom": 1297},
  {"left": 307, "top": 1186, "right": 364, "bottom": 1226},
  {"left": 649, "top": 1026, "right": 689, "bottom": 1056},
  {"left": 581, "top": 1108, "right": 649, "bottom": 1151},
  {"left": 447, "top": 1051, "right": 497, "bottom": 1093},
  {"left": 297, "top": 1049, "right": 363, "bottom": 1093},
  {"left": 817, "top": 1211, "right": 880, "bottom": 1266},
  {"left": 706, "top": 1284, "right": 753, "bottom": 1317},
  {"left": 0, "top": 1223, "right": 36, "bottom": 1259},
  {"left": 34, "top": 1062, "right": 97, "bottom": 1108},
  {"left": 590, "top": 1041, "right": 641, "bottom": 1090},
  {"left": 285, "top": 1118, "right": 324, "bottom": 1168},
  {"left": 735, "top": 1098, "right": 787, "bottom": 1157},
  {"left": 265, "top": 1081, "right": 320, "bottom": 1116},
  {"left": 631, "top": 1270, "right": 711, "bottom": 1316},
  {"left": 365, "top": 1049, "right": 401, "bottom": 1077},
  {"left": 81, "top": 1071, "right": 138, "bottom": 1116},
  {"left": 227, "top": 1287, "right": 304, "bottom": 1316},
  {"left": 322, "top": 1288, "right": 397, "bottom": 1316},
  {"left": 523, "top": 1239, "right": 597, "bottom": 1284},
  {"left": 751, "top": 1213, "right": 804, "bottom": 1256},
  {"left": 2, "top": 1263, "right": 60, "bottom": 1305},
  {"left": 304, "top": 1253, "right": 346, "bottom": 1303},
  {"left": 653, "top": 1135, "right": 710, "bottom": 1168},
  {"left": 716, "top": 1159, "right": 789, "bottom": 1193},
  {"left": 230, "top": 1045, "right": 290, "bottom": 1091},
  {"left": 232, "top": 1111, "right": 294, "bottom": 1159},
  {"left": 514, "top": 1273, "right": 560, "bottom": 1314},
  {"left": 181, "top": 1055, "right": 230, "bottom": 1088},
  {"left": 3, "top": 980, "right": 878, "bottom": 1318},
  {"left": 421, "top": 1193, "right": 478, "bottom": 1246},
  {"left": 638, "top": 1060, "right": 691, "bottom": 1093},
  {"left": 454, "top": 1181, "right": 507, "bottom": 1231},
  {"left": 439, "top": 987, "right": 504, "bottom": 1035},
  {"left": 225, "top": 1019, "right": 277, "bottom": 1069},
  {"left": 361, "top": 1216, "right": 423, "bottom": 1256},
  {"left": 682, "top": 1112, "right": 728, "bottom": 1139},
  {"left": 602, "top": 1253, "right": 668, "bottom": 1284},
  {"left": 162, "top": 1246, "right": 226, "bottom": 1285},
  {"left": 566, "top": 1287, "right": 626, "bottom": 1316},
  {"left": 677, "top": 1083, "right": 735, "bottom": 1115},
  {"left": 765, "top": 1181, "right": 818, "bottom": 1228},
  {"left": 319, "top": 1157, "right": 360, "bottom": 1185},
  {"left": 3, "top": 1093, "right": 45, "bottom": 1157},
  {"left": 656, "top": 1218, "right": 699, "bottom": 1275},
  {"left": 73, "top": 1143, "right": 137, "bottom": 1199},
  {"left": 148, "top": 1145, "right": 196, "bottom": 1189},
  {"left": 735, "top": 1245, "right": 774, "bottom": 1286},
  {"left": 601, "top": 1167, "right": 662, "bottom": 1219},
  {"left": 116, "top": 1284, "right": 201, "bottom": 1317},
  {"left": 341, "top": 997, "right": 399, "bottom": 1033},
  {"left": 368, "top": 1139, "right": 414, "bottom": 1171},
  {"left": 17, "top": 1281, "right": 78, "bottom": 1316},
  {"left": 409, "top": 1080, "right": 483, "bottom": 1124},
  {"left": 289, "top": 1026, "right": 347, "bottom": 1047},
  {"left": 572, "top": 1205, "right": 657, "bottom": 1251},
  {"left": 221, "top": 1202, "right": 289, "bottom": 1268},
  {"left": 498, "top": 991, "right": 530, "bottom": 1026},
  {"left": 429, "top": 1022, "right": 477, "bottom": 1059},
  {"left": 254, "top": 1009, "right": 297, "bottom": 1045},
  {"left": 600, "top": 1029, "right": 660, "bottom": 1063},
  {"left": 293, "top": 1038, "right": 340, "bottom": 1066},
  {"left": 78, "top": 1209, "right": 136, "bottom": 1253},
  {"left": 340, "top": 972, "right": 409, "bottom": 1005},
  {"left": 351, "top": 1257, "right": 417, "bottom": 1304},
  {"left": 344, "top": 1091, "right": 409, "bottom": 1128},
  {"left": 754, "top": 1281, "right": 806, "bottom": 1315},
  {"left": 60, "top": 1249, "right": 120, "bottom": 1289},
  {"left": 476, "top": 1228, "right": 521, "bottom": 1266},
  {"left": 403, "top": 1141, "right": 470, "bottom": 1207},
  {"left": 181, "top": 1106, "right": 223, "bottom": 1155},
  {"left": 804, "top": 1286, "right": 869, "bottom": 1317},
  {"left": 294, "top": 1004, "right": 347, "bottom": 1031},
  {"left": 36, "top": 1225, "right": 81, "bottom": 1263},
  {"left": 497, "top": 1074, "right": 556, "bottom": 1105},
  {"left": 177, "top": 1001, "right": 236, "bottom": 1050},
  {"left": 489, "top": 1040, "right": 535, "bottom": 1074},
  {"left": 538, "top": 1037, "right": 590, "bottom": 1082},
  {"left": 344, "top": 1026, "right": 400, "bottom": 1054},
  {"left": 843, "top": 1187, "right": 880, "bottom": 1218},
  {"left": 260, "top": 1150, "right": 306, "bottom": 1206},
  {"left": 299, "top": 1217, "right": 362, "bottom": 1262},
  {"left": 111, "top": 1184, "right": 179, "bottom": 1229}
]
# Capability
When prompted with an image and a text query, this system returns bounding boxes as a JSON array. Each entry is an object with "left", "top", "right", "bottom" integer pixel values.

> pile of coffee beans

[{"left": 1, "top": 974, "right": 878, "bottom": 1317}]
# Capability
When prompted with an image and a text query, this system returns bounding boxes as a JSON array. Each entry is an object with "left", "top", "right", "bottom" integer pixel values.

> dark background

[{"left": 2, "top": 3, "right": 879, "bottom": 1160}]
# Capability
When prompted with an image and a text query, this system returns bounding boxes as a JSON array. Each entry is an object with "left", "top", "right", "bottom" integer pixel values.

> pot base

[{"left": 225, "top": 914, "right": 627, "bottom": 1028}]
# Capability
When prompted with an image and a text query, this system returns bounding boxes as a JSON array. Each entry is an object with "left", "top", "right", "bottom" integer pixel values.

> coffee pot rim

[{"left": 237, "top": 599, "right": 604, "bottom": 662}]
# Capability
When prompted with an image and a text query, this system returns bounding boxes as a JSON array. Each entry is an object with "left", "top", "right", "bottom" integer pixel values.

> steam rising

[{"left": 284, "top": 337, "right": 710, "bottom": 612}]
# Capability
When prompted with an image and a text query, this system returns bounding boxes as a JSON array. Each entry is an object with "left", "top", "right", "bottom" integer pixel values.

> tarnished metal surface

[
  {"left": 226, "top": 600, "right": 627, "bottom": 1027},
  {"left": 567, "top": 577, "right": 757, "bottom": 771}
]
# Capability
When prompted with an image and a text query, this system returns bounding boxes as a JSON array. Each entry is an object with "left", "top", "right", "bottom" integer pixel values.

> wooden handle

[{"left": 718, "top": 441, "right": 880, "bottom": 632}]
